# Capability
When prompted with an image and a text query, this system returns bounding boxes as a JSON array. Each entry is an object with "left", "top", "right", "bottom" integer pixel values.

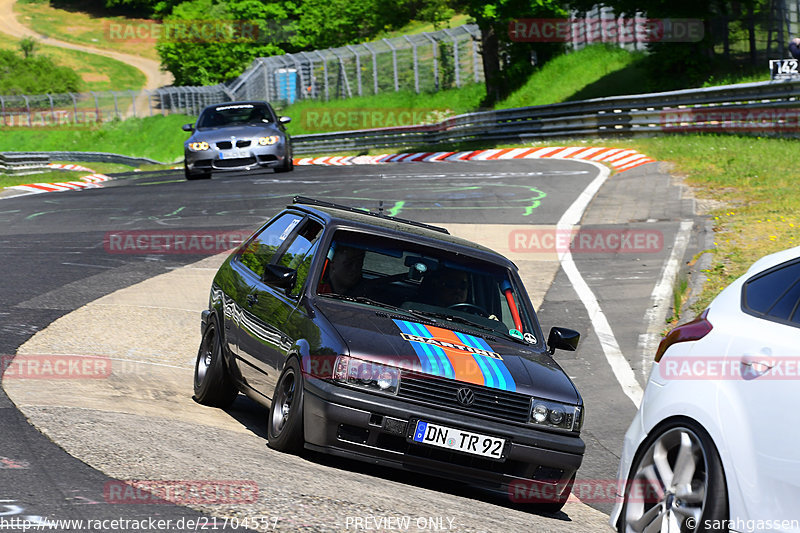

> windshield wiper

[{"left": 406, "top": 309, "right": 500, "bottom": 335}]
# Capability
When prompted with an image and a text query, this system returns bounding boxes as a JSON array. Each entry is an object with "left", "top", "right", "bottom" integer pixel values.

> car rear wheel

[
  {"left": 193, "top": 315, "right": 238, "bottom": 408},
  {"left": 619, "top": 420, "right": 727, "bottom": 533},
  {"left": 185, "top": 162, "right": 211, "bottom": 180},
  {"left": 267, "top": 357, "right": 304, "bottom": 453}
]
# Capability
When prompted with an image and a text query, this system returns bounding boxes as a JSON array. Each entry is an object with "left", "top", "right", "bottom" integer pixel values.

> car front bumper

[
  {"left": 303, "top": 376, "right": 584, "bottom": 500},
  {"left": 184, "top": 143, "right": 290, "bottom": 172}
]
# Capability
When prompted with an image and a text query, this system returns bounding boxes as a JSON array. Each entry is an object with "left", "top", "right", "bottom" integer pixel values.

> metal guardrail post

[
  {"left": 422, "top": 33, "right": 439, "bottom": 91},
  {"left": 471, "top": 35, "right": 480, "bottom": 83},
  {"left": 288, "top": 53, "right": 306, "bottom": 100},
  {"left": 113, "top": 91, "right": 120, "bottom": 120},
  {"left": 382, "top": 39, "right": 399, "bottom": 92},
  {"left": 443, "top": 28, "right": 460, "bottom": 88},
  {"left": 130, "top": 90, "right": 137, "bottom": 118},
  {"left": 360, "top": 43, "right": 379, "bottom": 95},
  {"left": 403, "top": 36, "right": 420, "bottom": 94},
  {"left": 331, "top": 50, "right": 352, "bottom": 99},
  {"left": 346, "top": 45, "right": 363, "bottom": 97},
  {"left": 315, "top": 51, "right": 329, "bottom": 101}
]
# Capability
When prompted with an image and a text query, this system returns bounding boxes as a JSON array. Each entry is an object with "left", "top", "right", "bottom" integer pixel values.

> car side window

[
  {"left": 275, "top": 220, "right": 323, "bottom": 297},
  {"left": 743, "top": 259, "right": 800, "bottom": 325},
  {"left": 239, "top": 214, "right": 303, "bottom": 279}
]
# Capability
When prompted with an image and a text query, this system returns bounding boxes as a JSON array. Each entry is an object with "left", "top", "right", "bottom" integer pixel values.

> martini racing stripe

[
  {"left": 455, "top": 331, "right": 516, "bottom": 392},
  {"left": 393, "top": 319, "right": 516, "bottom": 392},
  {"left": 395, "top": 320, "right": 455, "bottom": 379}
]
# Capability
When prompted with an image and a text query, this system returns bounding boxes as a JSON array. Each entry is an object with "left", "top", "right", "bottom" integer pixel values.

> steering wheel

[{"left": 448, "top": 302, "right": 490, "bottom": 318}]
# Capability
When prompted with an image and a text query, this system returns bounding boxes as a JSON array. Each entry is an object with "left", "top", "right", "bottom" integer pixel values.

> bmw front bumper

[{"left": 184, "top": 142, "right": 290, "bottom": 172}]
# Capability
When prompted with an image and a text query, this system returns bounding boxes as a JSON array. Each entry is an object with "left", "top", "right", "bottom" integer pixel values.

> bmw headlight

[
  {"left": 529, "top": 398, "right": 582, "bottom": 432},
  {"left": 333, "top": 356, "right": 400, "bottom": 395},
  {"left": 258, "top": 136, "right": 280, "bottom": 146},
  {"left": 188, "top": 141, "right": 210, "bottom": 151}
]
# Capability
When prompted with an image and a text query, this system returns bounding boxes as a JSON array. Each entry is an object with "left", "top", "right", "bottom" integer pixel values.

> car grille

[
  {"left": 214, "top": 157, "right": 257, "bottom": 168},
  {"left": 216, "top": 140, "right": 252, "bottom": 149},
  {"left": 397, "top": 374, "right": 531, "bottom": 424}
]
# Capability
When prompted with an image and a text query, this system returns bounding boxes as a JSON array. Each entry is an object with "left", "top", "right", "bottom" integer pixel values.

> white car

[{"left": 611, "top": 246, "right": 800, "bottom": 533}]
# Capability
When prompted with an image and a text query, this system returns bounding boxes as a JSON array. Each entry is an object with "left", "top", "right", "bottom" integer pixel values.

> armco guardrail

[
  {"left": 0, "top": 152, "right": 50, "bottom": 174},
  {"left": 0, "top": 151, "right": 167, "bottom": 167},
  {"left": 291, "top": 78, "right": 800, "bottom": 154}
]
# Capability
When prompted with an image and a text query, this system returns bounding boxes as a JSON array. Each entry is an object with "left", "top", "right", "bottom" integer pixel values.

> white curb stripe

[{"left": 557, "top": 161, "right": 644, "bottom": 408}]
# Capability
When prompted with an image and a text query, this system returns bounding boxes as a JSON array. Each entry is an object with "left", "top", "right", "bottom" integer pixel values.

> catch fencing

[
  {"left": 0, "top": 24, "right": 484, "bottom": 127},
  {"left": 289, "top": 78, "right": 800, "bottom": 154}
]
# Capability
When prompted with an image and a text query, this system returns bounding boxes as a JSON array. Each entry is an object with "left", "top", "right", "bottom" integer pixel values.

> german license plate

[
  {"left": 411, "top": 421, "right": 506, "bottom": 460},
  {"left": 219, "top": 150, "right": 248, "bottom": 159}
]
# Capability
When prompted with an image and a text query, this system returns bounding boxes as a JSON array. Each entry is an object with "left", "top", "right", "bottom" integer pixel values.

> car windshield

[
  {"left": 197, "top": 104, "right": 271, "bottom": 129},
  {"left": 316, "top": 230, "right": 539, "bottom": 342}
]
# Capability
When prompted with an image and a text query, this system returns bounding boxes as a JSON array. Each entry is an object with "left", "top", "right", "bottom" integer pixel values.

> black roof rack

[{"left": 293, "top": 196, "right": 450, "bottom": 235}]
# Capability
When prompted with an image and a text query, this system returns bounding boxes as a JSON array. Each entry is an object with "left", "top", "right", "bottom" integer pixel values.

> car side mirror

[
  {"left": 262, "top": 264, "right": 297, "bottom": 290},
  {"left": 182, "top": 123, "right": 194, "bottom": 132},
  {"left": 547, "top": 327, "right": 580, "bottom": 355},
  {"left": 278, "top": 116, "right": 291, "bottom": 124}
]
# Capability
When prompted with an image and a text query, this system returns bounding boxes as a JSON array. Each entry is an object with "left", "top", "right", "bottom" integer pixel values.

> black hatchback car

[{"left": 194, "top": 197, "right": 584, "bottom": 510}]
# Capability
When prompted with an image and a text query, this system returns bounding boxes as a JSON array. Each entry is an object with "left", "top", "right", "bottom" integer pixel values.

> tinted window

[
  {"left": 744, "top": 260, "right": 800, "bottom": 320},
  {"left": 240, "top": 214, "right": 302, "bottom": 278},
  {"left": 317, "top": 230, "right": 538, "bottom": 342},
  {"left": 276, "top": 220, "right": 322, "bottom": 297},
  {"left": 767, "top": 279, "right": 800, "bottom": 320},
  {"left": 197, "top": 104, "right": 272, "bottom": 128}
]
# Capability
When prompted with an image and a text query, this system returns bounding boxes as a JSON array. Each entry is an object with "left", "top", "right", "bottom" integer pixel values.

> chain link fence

[{"left": 0, "top": 24, "right": 483, "bottom": 127}]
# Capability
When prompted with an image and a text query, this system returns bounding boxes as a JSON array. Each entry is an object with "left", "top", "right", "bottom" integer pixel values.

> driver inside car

[
  {"left": 422, "top": 268, "right": 469, "bottom": 307},
  {"left": 318, "top": 244, "right": 366, "bottom": 296}
]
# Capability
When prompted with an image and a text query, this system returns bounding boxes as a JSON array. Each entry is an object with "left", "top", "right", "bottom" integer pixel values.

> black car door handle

[{"left": 246, "top": 294, "right": 258, "bottom": 307}]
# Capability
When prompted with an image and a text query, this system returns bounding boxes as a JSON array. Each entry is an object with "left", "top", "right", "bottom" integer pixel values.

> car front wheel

[
  {"left": 619, "top": 420, "right": 727, "bottom": 533},
  {"left": 274, "top": 155, "right": 293, "bottom": 173},
  {"left": 267, "top": 357, "right": 304, "bottom": 453},
  {"left": 193, "top": 315, "right": 238, "bottom": 407},
  {"left": 185, "top": 162, "right": 211, "bottom": 180}
]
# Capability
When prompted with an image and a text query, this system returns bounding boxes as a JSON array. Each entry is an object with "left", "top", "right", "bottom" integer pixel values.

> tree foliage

[
  {"left": 453, "top": 0, "right": 567, "bottom": 104},
  {"left": 0, "top": 49, "right": 83, "bottom": 95}
]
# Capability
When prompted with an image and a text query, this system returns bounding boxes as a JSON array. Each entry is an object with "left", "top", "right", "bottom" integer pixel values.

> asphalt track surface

[{"left": 0, "top": 160, "right": 699, "bottom": 532}]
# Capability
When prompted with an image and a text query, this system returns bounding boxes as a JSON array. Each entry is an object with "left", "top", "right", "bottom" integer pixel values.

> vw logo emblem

[{"left": 456, "top": 387, "right": 475, "bottom": 406}]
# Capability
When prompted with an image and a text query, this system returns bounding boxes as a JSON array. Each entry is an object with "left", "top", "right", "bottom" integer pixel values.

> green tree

[
  {"left": 156, "top": 0, "right": 300, "bottom": 85},
  {"left": 454, "top": 0, "right": 567, "bottom": 104},
  {"left": 0, "top": 49, "right": 82, "bottom": 95},
  {"left": 18, "top": 37, "right": 38, "bottom": 59}
]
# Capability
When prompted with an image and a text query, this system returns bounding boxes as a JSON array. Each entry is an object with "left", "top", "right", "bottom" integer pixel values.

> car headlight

[
  {"left": 333, "top": 356, "right": 400, "bottom": 395},
  {"left": 188, "top": 141, "right": 210, "bottom": 151},
  {"left": 529, "top": 398, "right": 582, "bottom": 432},
  {"left": 258, "top": 136, "right": 280, "bottom": 146}
]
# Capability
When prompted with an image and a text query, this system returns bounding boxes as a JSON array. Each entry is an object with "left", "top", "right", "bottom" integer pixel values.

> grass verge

[
  {"left": 0, "top": 30, "right": 145, "bottom": 92},
  {"left": 0, "top": 114, "right": 192, "bottom": 163},
  {"left": 14, "top": 0, "right": 159, "bottom": 61}
]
